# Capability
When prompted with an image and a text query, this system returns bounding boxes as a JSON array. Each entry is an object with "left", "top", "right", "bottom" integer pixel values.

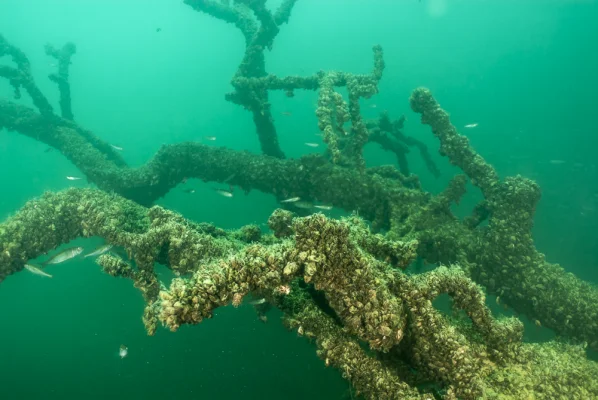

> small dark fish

[
  {"left": 44, "top": 147, "right": 53, "bottom": 153},
  {"left": 156, "top": 27, "right": 162, "bottom": 33}
]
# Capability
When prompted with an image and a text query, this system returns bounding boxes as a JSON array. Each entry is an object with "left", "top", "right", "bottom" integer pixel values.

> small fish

[
  {"left": 534, "top": 319, "right": 542, "bottom": 328},
  {"left": 214, "top": 188, "right": 233, "bottom": 198},
  {"left": 24, "top": 264, "right": 52, "bottom": 278},
  {"left": 156, "top": 27, "right": 162, "bottom": 33},
  {"left": 110, "top": 144, "right": 123, "bottom": 151},
  {"left": 119, "top": 345, "right": 128, "bottom": 359},
  {"left": 66, "top": 176, "right": 82, "bottom": 181},
  {"left": 293, "top": 201, "right": 313, "bottom": 209},
  {"left": 464, "top": 123, "right": 478, "bottom": 128},
  {"left": 250, "top": 298, "right": 266, "bottom": 305},
  {"left": 281, "top": 112, "right": 292, "bottom": 116},
  {"left": 183, "top": 188, "right": 196, "bottom": 194},
  {"left": 223, "top": 173, "right": 236, "bottom": 183},
  {"left": 305, "top": 143, "right": 319, "bottom": 148},
  {"left": 368, "top": 104, "right": 377, "bottom": 108},
  {"left": 314, "top": 204, "right": 333, "bottom": 210},
  {"left": 84, "top": 244, "right": 113, "bottom": 258},
  {"left": 549, "top": 160, "right": 566, "bottom": 165},
  {"left": 44, "top": 147, "right": 53, "bottom": 153},
  {"left": 43, "top": 246, "right": 84, "bottom": 265},
  {"left": 281, "top": 196, "right": 301, "bottom": 203},
  {"left": 204, "top": 136, "right": 217, "bottom": 141}
]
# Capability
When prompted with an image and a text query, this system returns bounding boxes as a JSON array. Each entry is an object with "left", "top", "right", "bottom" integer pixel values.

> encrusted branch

[
  {"left": 410, "top": 87, "right": 598, "bottom": 350},
  {"left": 1, "top": 189, "right": 597, "bottom": 399},
  {"left": 45, "top": 42, "right": 77, "bottom": 120},
  {"left": 367, "top": 112, "right": 441, "bottom": 179},
  {"left": 3, "top": 69, "right": 598, "bottom": 353},
  {"left": 0, "top": 34, "right": 54, "bottom": 116},
  {"left": 185, "top": 0, "right": 294, "bottom": 158},
  {"left": 2, "top": 16, "right": 598, "bottom": 397}
]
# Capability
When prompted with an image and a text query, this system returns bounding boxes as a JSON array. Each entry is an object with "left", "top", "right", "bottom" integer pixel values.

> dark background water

[{"left": 1, "top": 0, "right": 597, "bottom": 398}]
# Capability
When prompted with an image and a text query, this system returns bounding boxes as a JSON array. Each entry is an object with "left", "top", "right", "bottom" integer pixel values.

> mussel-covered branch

[
  {"left": 410, "top": 87, "right": 598, "bottom": 351},
  {"left": 0, "top": 34, "right": 54, "bottom": 117},
  {"left": 367, "top": 112, "right": 441, "bottom": 179},
  {"left": 185, "top": 0, "right": 297, "bottom": 158},
  {"left": 1, "top": 189, "right": 597, "bottom": 399},
  {"left": 45, "top": 42, "right": 77, "bottom": 120}
]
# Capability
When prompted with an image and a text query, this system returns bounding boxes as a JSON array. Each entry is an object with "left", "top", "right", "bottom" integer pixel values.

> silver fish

[
  {"left": 215, "top": 189, "right": 233, "bottom": 198},
  {"left": 464, "top": 123, "right": 478, "bottom": 128},
  {"left": 43, "top": 246, "right": 84, "bottom": 265},
  {"left": 223, "top": 173, "right": 236, "bottom": 183},
  {"left": 66, "top": 176, "right": 82, "bottom": 181},
  {"left": 293, "top": 201, "right": 313, "bottom": 209},
  {"left": 249, "top": 298, "right": 266, "bottom": 305},
  {"left": 84, "top": 244, "right": 113, "bottom": 258},
  {"left": 110, "top": 144, "right": 123, "bottom": 151},
  {"left": 314, "top": 204, "right": 333, "bottom": 210},
  {"left": 24, "top": 264, "right": 52, "bottom": 278},
  {"left": 281, "top": 197, "right": 300, "bottom": 203},
  {"left": 304, "top": 142, "right": 320, "bottom": 147}
]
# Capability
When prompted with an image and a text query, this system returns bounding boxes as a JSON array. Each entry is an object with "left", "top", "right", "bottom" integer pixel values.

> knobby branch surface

[
  {"left": 1, "top": 3, "right": 598, "bottom": 398},
  {"left": 1, "top": 188, "right": 597, "bottom": 399}
]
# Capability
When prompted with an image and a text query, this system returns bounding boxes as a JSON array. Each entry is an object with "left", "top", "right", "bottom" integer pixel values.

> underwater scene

[{"left": 1, "top": 0, "right": 597, "bottom": 399}]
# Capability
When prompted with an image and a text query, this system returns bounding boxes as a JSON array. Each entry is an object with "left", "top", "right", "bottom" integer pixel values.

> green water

[{"left": 1, "top": 0, "right": 597, "bottom": 399}]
